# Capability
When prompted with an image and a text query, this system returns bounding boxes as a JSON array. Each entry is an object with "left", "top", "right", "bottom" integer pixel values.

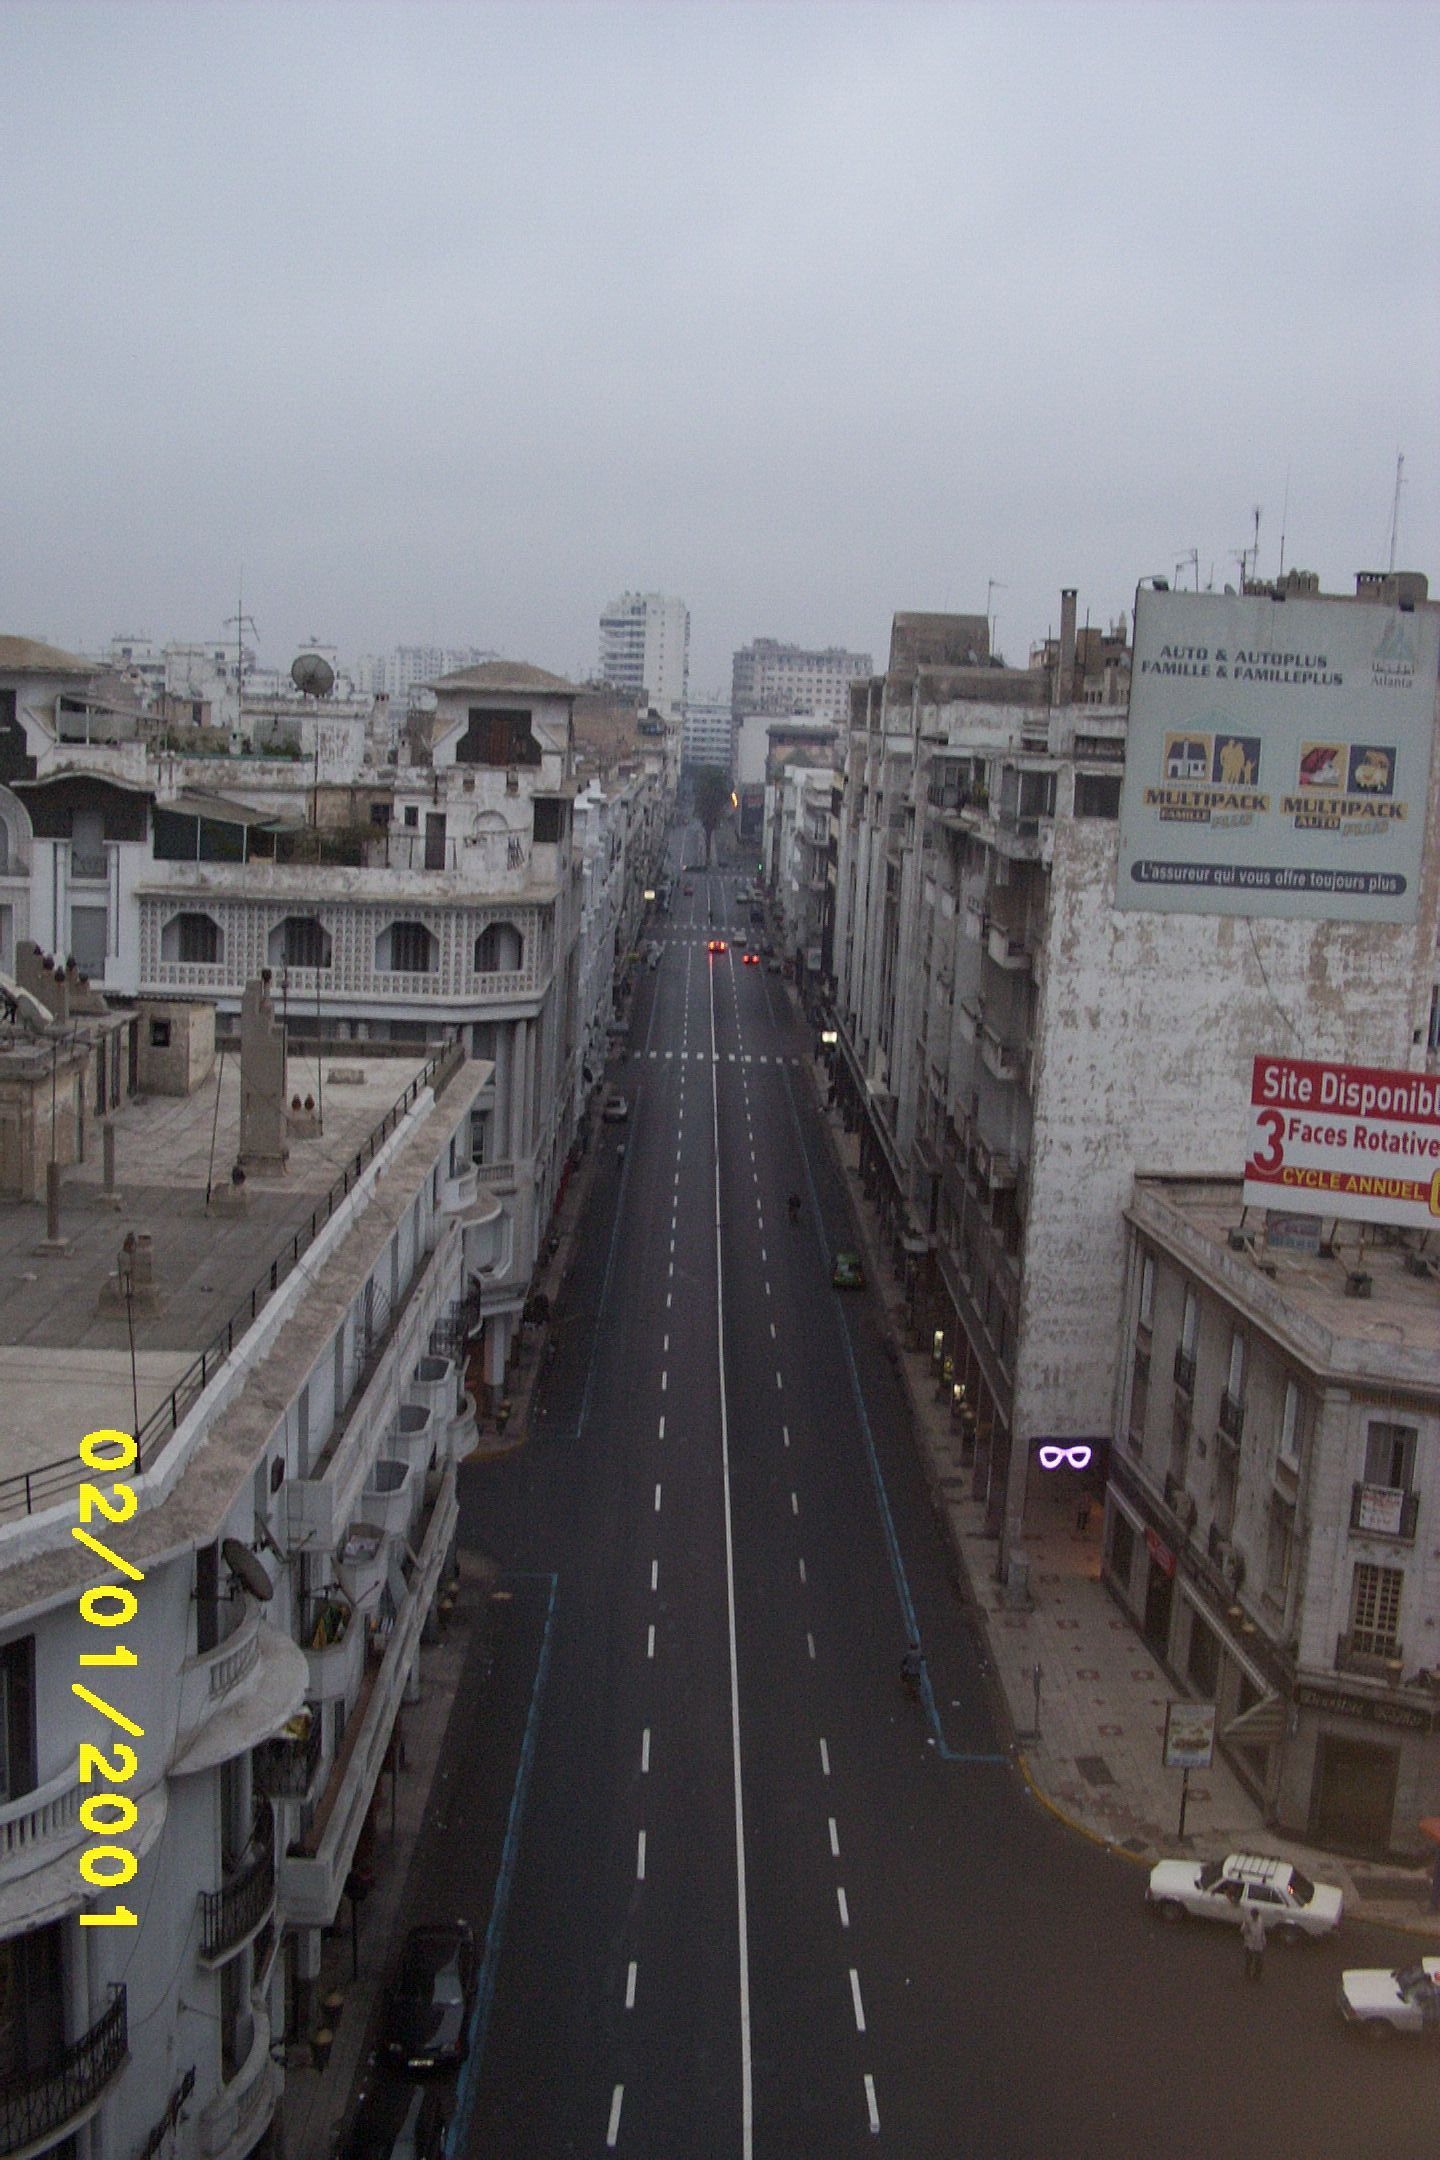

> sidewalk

[{"left": 809, "top": 1049, "right": 1440, "bottom": 1939}]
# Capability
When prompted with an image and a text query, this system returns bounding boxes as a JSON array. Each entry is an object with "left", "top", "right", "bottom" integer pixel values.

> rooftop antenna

[
  {"left": 1278, "top": 466, "right": 1291, "bottom": 581},
  {"left": 225, "top": 571, "right": 258, "bottom": 736},
  {"left": 1174, "top": 549, "right": 1199, "bottom": 591},
  {"left": 1251, "top": 504, "right": 1262, "bottom": 583},
  {"left": 985, "top": 579, "right": 1006, "bottom": 659},
  {"left": 1387, "top": 452, "right": 1405, "bottom": 573}
]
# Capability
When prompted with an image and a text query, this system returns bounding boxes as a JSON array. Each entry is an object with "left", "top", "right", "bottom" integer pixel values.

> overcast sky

[{"left": 5, "top": 0, "right": 1437, "bottom": 693}]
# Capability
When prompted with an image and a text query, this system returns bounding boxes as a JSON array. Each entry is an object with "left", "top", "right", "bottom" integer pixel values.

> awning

[{"left": 1223, "top": 1693, "right": 1288, "bottom": 1743}]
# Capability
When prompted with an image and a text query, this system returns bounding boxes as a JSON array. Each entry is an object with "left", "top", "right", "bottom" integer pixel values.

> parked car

[
  {"left": 766, "top": 957, "right": 782, "bottom": 974},
  {"left": 343, "top": 2082, "right": 449, "bottom": 2160},
  {"left": 831, "top": 1250, "right": 865, "bottom": 1290},
  {"left": 1338, "top": 1958, "right": 1440, "bottom": 2039},
  {"left": 380, "top": 1922, "right": 478, "bottom": 2072},
  {"left": 601, "top": 1088, "right": 629, "bottom": 1123},
  {"left": 1146, "top": 1852, "right": 1342, "bottom": 1940}
]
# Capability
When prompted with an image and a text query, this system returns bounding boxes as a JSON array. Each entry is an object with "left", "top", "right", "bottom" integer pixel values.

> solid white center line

[
  {"left": 654, "top": 1483, "right": 662, "bottom": 1512},
  {"left": 850, "top": 1969, "right": 866, "bottom": 2032},
  {"left": 864, "top": 2075, "right": 880, "bottom": 2134},
  {"left": 820, "top": 1738, "right": 830, "bottom": 1776},
  {"left": 637, "top": 1830, "right": 646, "bottom": 1880},
  {"left": 626, "top": 1962, "right": 637, "bottom": 2010},
  {"left": 642, "top": 1727, "right": 650, "bottom": 1772},
  {"left": 838, "top": 1886, "right": 850, "bottom": 1928},
  {"left": 607, "top": 2085, "right": 624, "bottom": 2147},
  {"left": 828, "top": 1816, "right": 839, "bottom": 1856}
]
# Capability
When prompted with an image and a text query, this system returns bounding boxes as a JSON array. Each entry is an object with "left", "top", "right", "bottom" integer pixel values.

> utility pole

[
  {"left": 985, "top": 579, "right": 1006, "bottom": 660},
  {"left": 1387, "top": 452, "right": 1405, "bottom": 573},
  {"left": 225, "top": 572, "right": 258, "bottom": 739}
]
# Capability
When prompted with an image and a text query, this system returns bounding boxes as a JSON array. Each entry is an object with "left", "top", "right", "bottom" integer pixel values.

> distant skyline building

[
  {"left": 730, "top": 638, "right": 872, "bottom": 724},
  {"left": 598, "top": 591, "right": 690, "bottom": 720},
  {"left": 681, "top": 695, "right": 734, "bottom": 776},
  {"left": 357, "top": 645, "right": 498, "bottom": 704}
]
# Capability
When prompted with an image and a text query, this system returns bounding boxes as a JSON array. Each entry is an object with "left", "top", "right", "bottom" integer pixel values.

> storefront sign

[{"left": 1295, "top": 1682, "right": 1432, "bottom": 1732}]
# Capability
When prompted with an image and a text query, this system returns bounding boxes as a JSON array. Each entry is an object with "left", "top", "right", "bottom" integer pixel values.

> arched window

[
  {"left": 268, "top": 916, "right": 332, "bottom": 970},
  {"left": 474, "top": 921, "right": 523, "bottom": 973},
  {"left": 160, "top": 910, "right": 222, "bottom": 965},
  {"left": 377, "top": 920, "right": 436, "bottom": 974}
]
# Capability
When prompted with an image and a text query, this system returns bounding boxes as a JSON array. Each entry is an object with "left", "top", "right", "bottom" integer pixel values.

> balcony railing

[
  {"left": 254, "top": 1712, "right": 322, "bottom": 1801},
  {"left": 0, "top": 1986, "right": 127, "bottom": 2156},
  {"left": 1173, "top": 1348, "right": 1196, "bottom": 1396},
  {"left": 69, "top": 851, "right": 109, "bottom": 881},
  {"left": 1349, "top": 1482, "right": 1419, "bottom": 1542},
  {"left": 199, "top": 1814, "right": 276, "bottom": 1963},
  {"left": 1336, "top": 1630, "right": 1405, "bottom": 1679}
]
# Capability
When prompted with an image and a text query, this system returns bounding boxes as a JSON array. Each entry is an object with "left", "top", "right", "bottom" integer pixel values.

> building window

[
  {"left": 1265, "top": 1495, "right": 1295, "bottom": 1602},
  {"left": 533, "top": 797, "right": 564, "bottom": 844},
  {"left": 270, "top": 916, "right": 332, "bottom": 971},
  {"left": 1181, "top": 1286, "right": 1197, "bottom": 1356},
  {"left": 474, "top": 922, "right": 523, "bottom": 973},
  {"left": 1138, "top": 1251, "right": 1155, "bottom": 1330},
  {"left": 1349, "top": 1562, "right": 1403, "bottom": 1658},
  {"left": 149, "top": 1019, "right": 171, "bottom": 1049},
  {"left": 1074, "top": 773, "right": 1122, "bottom": 818},
  {"left": 380, "top": 920, "right": 436, "bottom": 974},
  {"left": 69, "top": 906, "right": 108, "bottom": 973},
  {"left": 455, "top": 708, "right": 540, "bottom": 767},
  {"left": 1279, "top": 1380, "right": 1303, "bottom": 1469},
  {"left": 1364, "top": 1421, "right": 1416, "bottom": 1492},
  {"left": 0, "top": 1637, "right": 35, "bottom": 1803},
  {"left": 160, "top": 910, "right": 221, "bottom": 965}
]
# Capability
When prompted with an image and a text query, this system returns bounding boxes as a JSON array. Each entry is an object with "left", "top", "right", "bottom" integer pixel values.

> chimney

[{"left": 1057, "top": 589, "right": 1078, "bottom": 707}]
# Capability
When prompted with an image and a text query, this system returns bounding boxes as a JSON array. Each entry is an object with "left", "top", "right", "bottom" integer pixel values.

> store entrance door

[{"left": 1310, "top": 1734, "right": 1398, "bottom": 1855}]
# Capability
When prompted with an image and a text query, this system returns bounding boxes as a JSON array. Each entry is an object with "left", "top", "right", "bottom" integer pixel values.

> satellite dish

[
  {"left": 221, "top": 1537, "right": 273, "bottom": 1602},
  {"left": 290, "top": 652, "right": 335, "bottom": 699}
]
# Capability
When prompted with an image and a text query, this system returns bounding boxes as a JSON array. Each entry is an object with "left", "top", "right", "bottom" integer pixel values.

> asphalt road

[{"left": 414, "top": 831, "right": 1440, "bottom": 2159}]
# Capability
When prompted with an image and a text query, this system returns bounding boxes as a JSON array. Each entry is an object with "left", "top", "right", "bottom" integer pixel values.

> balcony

[
  {"left": 169, "top": 1599, "right": 309, "bottom": 1779},
  {"left": 985, "top": 923, "right": 1031, "bottom": 971},
  {"left": 69, "top": 851, "right": 109, "bottom": 881},
  {"left": 980, "top": 1025, "right": 1020, "bottom": 1083},
  {"left": 1349, "top": 1482, "right": 1420, "bottom": 1541},
  {"left": 0, "top": 1986, "right": 126, "bottom": 2160},
  {"left": 1173, "top": 1348, "right": 1196, "bottom": 1397},
  {"left": 1335, "top": 1631, "right": 1405, "bottom": 1682},
  {"left": 1218, "top": 1390, "right": 1245, "bottom": 1443},
  {"left": 254, "top": 1710, "right": 322, "bottom": 1802},
  {"left": 956, "top": 999, "right": 982, "bottom": 1045},
  {"left": 281, "top": 1465, "right": 459, "bottom": 1929},
  {"left": 196, "top": 2000, "right": 274, "bottom": 2160},
  {"left": 199, "top": 1809, "right": 276, "bottom": 1965},
  {"left": 440, "top": 1164, "right": 479, "bottom": 1214},
  {"left": 303, "top": 1599, "right": 364, "bottom": 1706},
  {"left": 0, "top": 1763, "right": 84, "bottom": 1886}
]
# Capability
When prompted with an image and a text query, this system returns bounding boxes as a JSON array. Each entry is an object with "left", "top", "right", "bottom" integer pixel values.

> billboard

[
  {"left": 1244, "top": 1054, "right": 1440, "bottom": 1231},
  {"left": 1117, "top": 589, "right": 1438, "bottom": 922}
]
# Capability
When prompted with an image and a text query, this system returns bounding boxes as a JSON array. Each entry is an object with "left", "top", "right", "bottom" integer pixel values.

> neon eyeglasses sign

[{"left": 1037, "top": 1443, "right": 1093, "bottom": 1471}]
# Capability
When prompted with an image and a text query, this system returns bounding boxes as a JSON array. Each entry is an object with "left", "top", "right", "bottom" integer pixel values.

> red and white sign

[{"left": 1245, "top": 1055, "right": 1440, "bottom": 1231}]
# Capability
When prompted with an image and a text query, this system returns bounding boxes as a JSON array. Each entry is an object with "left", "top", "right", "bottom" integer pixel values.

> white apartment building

[
  {"left": 598, "top": 593, "right": 690, "bottom": 722},
  {"left": 0, "top": 1011, "right": 494, "bottom": 2160},
  {"left": 0, "top": 642, "right": 604, "bottom": 1410},
  {"left": 730, "top": 639, "right": 872, "bottom": 726},
  {"left": 832, "top": 577, "right": 1440, "bottom": 1660},
  {"left": 680, "top": 696, "right": 734, "bottom": 778},
  {"left": 763, "top": 751, "right": 838, "bottom": 990},
  {"left": 1113, "top": 1178, "right": 1440, "bottom": 1859}
]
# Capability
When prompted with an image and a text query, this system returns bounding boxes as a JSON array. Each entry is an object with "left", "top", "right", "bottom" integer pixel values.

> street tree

[{"left": 692, "top": 765, "right": 731, "bottom": 867}]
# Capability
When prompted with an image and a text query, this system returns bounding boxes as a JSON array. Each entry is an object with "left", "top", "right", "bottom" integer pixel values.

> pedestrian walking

[{"left": 1240, "top": 1904, "right": 1266, "bottom": 1982}]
